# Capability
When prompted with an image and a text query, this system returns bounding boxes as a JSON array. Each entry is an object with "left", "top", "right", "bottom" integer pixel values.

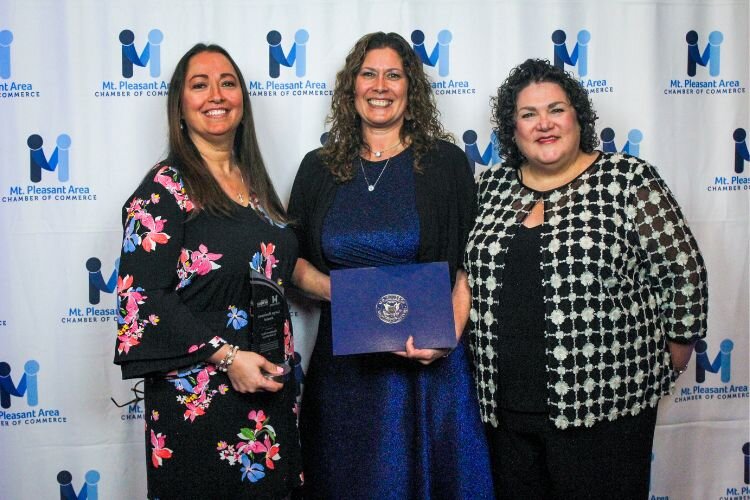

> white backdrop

[{"left": 0, "top": 1, "right": 748, "bottom": 498}]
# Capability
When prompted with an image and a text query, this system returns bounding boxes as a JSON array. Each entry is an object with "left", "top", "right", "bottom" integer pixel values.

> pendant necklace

[
  {"left": 359, "top": 156, "right": 391, "bottom": 192},
  {"left": 370, "top": 140, "right": 402, "bottom": 158},
  {"left": 237, "top": 168, "right": 247, "bottom": 205}
]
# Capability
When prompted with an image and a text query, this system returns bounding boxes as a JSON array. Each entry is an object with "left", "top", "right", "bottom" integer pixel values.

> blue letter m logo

[
  {"left": 601, "top": 128, "right": 643, "bottom": 157},
  {"left": 686, "top": 30, "right": 723, "bottom": 77},
  {"left": 411, "top": 29, "right": 452, "bottom": 77},
  {"left": 694, "top": 339, "right": 733, "bottom": 383},
  {"left": 551, "top": 29, "right": 591, "bottom": 76},
  {"left": 463, "top": 130, "right": 500, "bottom": 174},
  {"left": 86, "top": 257, "right": 119, "bottom": 305},
  {"left": 58, "top": 470, "right": 101, "bottom": 500},
  {"left": 0, "top": 360, "right": 39, "bottom": 409},
  {"left": 119, "top": 29, "right": 163, "bottom": 78},
  {"left": 267, "top": 29, "right": 309, "bottom": 78},
  {"left": 27, "top": 134, "right": 71, "bottom": 183}
]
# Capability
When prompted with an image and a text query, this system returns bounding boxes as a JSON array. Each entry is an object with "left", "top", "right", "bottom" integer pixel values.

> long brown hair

[
  {"left": 320, "top": 32, "right": 452, "bottom": 182},
  {"left": 164, "top": 43, "right": 286, "bottom": 222}
]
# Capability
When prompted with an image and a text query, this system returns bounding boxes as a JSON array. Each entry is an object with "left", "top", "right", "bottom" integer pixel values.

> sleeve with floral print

[
  {"left": 631, "top": 160, "right": 708, "bottom": 343},
  {"left": 114, "top": 166, "right": 226, "bottom": 379}
]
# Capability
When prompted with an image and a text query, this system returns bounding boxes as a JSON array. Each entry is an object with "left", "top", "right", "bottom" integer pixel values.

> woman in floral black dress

[{"left": 113, "top": 44, "right": 302, "bottom": 499}]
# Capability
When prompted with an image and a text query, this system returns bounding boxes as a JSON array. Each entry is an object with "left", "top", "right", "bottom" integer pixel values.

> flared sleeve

[{"left": 113, "top": 166, "right": 226, "bottom": 379}]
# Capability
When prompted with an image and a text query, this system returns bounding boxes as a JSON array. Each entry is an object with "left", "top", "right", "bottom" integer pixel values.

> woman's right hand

[{"left": 226, "top": 351, "right": 285, "bottom": 393}]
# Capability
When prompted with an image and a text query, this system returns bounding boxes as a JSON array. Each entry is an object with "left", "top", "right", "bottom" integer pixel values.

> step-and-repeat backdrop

[{"left": 1, "top": 1, "right": 748, "bottom": 498}]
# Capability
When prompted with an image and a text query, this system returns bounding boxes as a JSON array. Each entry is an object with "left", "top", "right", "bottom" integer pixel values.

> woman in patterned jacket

[
  {"left": 462, "top": 58, "right": 708, "bottom": 499},
  {"left": 113, "top": 44, "right": 302, "bottom": 499}
]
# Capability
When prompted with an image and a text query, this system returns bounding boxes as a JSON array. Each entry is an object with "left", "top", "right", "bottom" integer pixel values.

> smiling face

[
  {"left": 353, "top": 47, "right": 409, "bottom": 134},
  {"left": 180, "top": 51, "right": 244, "bottom": 148},
  {"left": 513, "top": 81, "right": 582, "bottom": 173}
]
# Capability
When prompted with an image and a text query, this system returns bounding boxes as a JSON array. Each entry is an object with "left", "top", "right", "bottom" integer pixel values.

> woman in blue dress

[{"left": 287, "top": 32, "right": 494, "bottom": 499}]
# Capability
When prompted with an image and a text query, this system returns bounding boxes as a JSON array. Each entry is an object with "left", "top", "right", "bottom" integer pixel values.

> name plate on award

[
  {"left": 249, "top": 269, "right": 291, "bottom": 380},
  {"left": 330, "top": 262, "right": 457, "bottom": 355}
]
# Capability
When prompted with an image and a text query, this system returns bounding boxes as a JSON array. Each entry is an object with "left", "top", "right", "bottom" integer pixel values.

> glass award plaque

[{"left": 249, "top": 268, "right": 291, "bottom": 382}]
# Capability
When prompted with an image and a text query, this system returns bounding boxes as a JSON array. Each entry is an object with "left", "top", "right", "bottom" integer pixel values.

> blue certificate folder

[{"left": 330, "top": 262, "right": 457, "bottom": 355}]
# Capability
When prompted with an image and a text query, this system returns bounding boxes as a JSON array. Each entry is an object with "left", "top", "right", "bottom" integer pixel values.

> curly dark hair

[
  {"left": 491, "top": 58, "right": 599, "bottom": 169},
  {"left": 320, "top": 32, "right": 452, "bottom": 181},
  {"left": 164, "top": 43, "right": 286, "bottom": 222}
]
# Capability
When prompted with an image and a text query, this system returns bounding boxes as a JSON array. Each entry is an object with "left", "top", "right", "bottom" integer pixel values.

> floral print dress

[{"left": 114, "top": 165, "right": 302, "bottom": 500}]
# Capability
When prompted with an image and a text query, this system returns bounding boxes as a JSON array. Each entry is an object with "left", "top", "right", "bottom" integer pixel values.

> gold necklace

[{"left": 237, "top": 168, "right": 247, "bottom": 205}]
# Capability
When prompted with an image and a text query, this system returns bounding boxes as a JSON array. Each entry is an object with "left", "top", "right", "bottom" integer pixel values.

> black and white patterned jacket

[{"left": 464, "top": 152, "right": 708, "bottom": 429}]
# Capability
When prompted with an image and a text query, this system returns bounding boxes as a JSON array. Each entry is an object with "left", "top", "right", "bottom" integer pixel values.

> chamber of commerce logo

[
  {"left": 409, "top": 29, "right": 475, "bottom": 96},
  {"left": 28, "top": 133, "right": 70, "bottom": 183},
  {"left": 551, "top": 29, "right": 612, "bottom": 94},
  {"left": 721, "top": 442, "right": 750, "bottom": 497},
  {"left": 0, "top": 29, "right": 41, "bottom": 99},
  {"left": 2, "top": 133, "right": 97, "bottom": 204},
  {"left": 57, "top": 470, "right": 100, "bottom": 500},
  {"left": 411, "top": 29, "right": 452, "bottom": 77},
  {"left": 734, "top": 128, "right": 748, "bottom": 174},
  {"left": 695, "top": 338, "right": 733, "bottom": 383},
  {"left": 0, "top": 29, "right": 11, "bottom": 79},
  {"left": 600, "top": 127, "right": 643, "bottom": 157},
  {"left": 463, "top": 130, "right": 500, "bottom": 174},
  {"left": 707, "top": 128, "right": 749, "bottom": 192},
  {"left": 87, "top": 257, "right": 119, "bottom": 305},
  {"left": 673, "top": 338, "right": 747, "bottom": 404},
  {"left": 700, "top": 442, "right": 750, "bottom": 498},
  {"left": 248, "top": 29, "right": 328, "bottom": 98},
  {"left": 552, "top": 29, "right": 590, "bottom": 77},
  {"left": 94, "top": 29, "right": 168, "bottom": 98},
  {"left": 665, "top": 30, "right": 745, "bottom": 96},
  {"left": 686, "top": 30, "right": 722, "bottom": 77},
  {"left": 0, "top": 359, "right": 63, "bottom": 428},
  {"left": 58, "top": 256, "right": 118, "bottom": 325},
  {"left": 0, "top": 360, "right": 39, "bottom": 409},
  {"left": 267, "top": 29, "right": 308, "bottom": 78},
  {"left": 120, "top": 29, "right": 163, "bottom": 78}
]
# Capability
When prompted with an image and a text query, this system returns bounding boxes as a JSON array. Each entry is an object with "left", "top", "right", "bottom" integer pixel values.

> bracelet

[{"left": 217, "top": 345, "right": 240, "bottom": 373}]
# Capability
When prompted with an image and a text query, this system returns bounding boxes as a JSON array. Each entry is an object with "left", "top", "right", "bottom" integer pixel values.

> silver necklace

[
  {"left": 370, "top": 140, "right": 402, "bottom": 158},
  {"left": 359, "top": 157, "right": 391, "bottom": 192}
]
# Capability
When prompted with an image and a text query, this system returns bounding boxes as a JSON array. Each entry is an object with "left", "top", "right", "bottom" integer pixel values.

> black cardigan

[{"left": 287, "top": 140, "right": 476, "bottom": 288}]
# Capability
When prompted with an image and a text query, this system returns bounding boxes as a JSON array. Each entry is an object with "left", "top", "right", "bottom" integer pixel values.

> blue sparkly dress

[{"left": 297, "top": 148, "right": 494, "bottom": 499}]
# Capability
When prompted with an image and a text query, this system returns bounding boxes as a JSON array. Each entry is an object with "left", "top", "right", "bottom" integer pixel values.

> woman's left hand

[{"left": 393, "top": 336, "right": 452, "bottom": 365}]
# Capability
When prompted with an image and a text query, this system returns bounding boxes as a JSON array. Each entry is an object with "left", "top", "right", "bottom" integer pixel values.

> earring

[{"left": 179, "top": 119, "right": 185, "bottom": 130}]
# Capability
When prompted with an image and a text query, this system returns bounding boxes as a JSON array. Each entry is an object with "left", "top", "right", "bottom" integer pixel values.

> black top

[
  {"left": 465, "top": 152, "right": 708, "bottom": 429},
  {"left": 288, "top": 140, "right": 476, "bottom": 288},
  {"left": 496, "top": 224, "right": 547, "bottom": 412},
  {"left": 114, "top": 165, "right": 302, "bottom": 498}
]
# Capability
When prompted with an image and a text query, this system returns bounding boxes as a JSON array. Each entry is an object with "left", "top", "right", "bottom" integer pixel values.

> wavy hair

[
  {"left": 163, "top": 43, "right": 286, "bottom": 222},
  {"left": 491, "top": 58, "right": 599, "bottom": 170},
  {"left": 320, "top": 32, "right": 452, "bottom": 181}
]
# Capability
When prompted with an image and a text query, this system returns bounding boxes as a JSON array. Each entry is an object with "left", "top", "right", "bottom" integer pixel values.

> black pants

[{"left": 485, "top": 406, "right": 658, "bottom": 500}]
